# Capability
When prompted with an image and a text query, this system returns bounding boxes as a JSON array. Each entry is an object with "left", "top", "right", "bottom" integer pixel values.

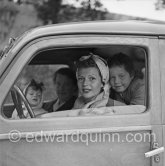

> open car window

[{"left": 2, "top": 45, "right": 147, "bottom": 119}]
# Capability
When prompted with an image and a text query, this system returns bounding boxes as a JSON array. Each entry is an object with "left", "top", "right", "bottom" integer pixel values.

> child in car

[
  {"left": 108, "top": 52, "right": 145, "bottom": 105},
  {"left": 11, "top": 79, "right": 47, "bottom": 119}
]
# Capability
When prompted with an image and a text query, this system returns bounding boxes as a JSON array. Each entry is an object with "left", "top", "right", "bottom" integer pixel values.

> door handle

[{"left": 145, "top": 147, "right": 164, "bottom": 158}]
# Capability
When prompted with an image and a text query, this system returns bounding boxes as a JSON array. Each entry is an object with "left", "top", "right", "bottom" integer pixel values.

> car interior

[{"left": 1, "top": 45, "right": 146, "bottom": 119}]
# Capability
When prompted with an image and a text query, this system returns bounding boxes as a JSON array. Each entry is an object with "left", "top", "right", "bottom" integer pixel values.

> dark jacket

[{"left": 43, "top": 96, "right": 77, "bottom": 113}]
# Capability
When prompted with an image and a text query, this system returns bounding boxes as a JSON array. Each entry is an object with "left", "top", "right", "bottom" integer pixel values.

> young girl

[
  {"left": 108, "top": 52, "right": 145, "bottom": 105},
  {"left": 12, "top": 79, "right": 47, "bottom": 119}
]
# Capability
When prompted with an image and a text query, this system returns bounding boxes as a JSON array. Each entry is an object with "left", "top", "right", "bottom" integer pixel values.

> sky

[
  {"left": 65, "top": 0, "right": 165, "bottom": 21},
  {"left": 101, "top": 0, "right": 165, "bottom": 21}
]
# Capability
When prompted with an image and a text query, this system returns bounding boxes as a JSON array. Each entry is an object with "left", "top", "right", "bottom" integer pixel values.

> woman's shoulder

[{"left": 106, "top": 98, "right": 114, "bottom": 106}]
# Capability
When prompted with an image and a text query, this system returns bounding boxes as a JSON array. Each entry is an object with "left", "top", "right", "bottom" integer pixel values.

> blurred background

[
  {"left": 1, "top": 0, "right": 165, "bottom": 51},
  {"left": 1, "top": 0, "right": 165, "bottom": 101}
]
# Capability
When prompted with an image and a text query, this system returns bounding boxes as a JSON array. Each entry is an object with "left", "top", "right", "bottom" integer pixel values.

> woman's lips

[
  {"left": 83, "top": 89, "right": 91, "bottom": 93},
  {"left": 115, "top": 86, "right": 122, "bottom": 89}
]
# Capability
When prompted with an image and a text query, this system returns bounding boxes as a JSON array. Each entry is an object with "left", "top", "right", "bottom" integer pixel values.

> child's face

[
  {"left": 77, "top": 67, "right": 103, "bottom": 102},
  {"left": 26, "top": 87, "right": 42, "bottom": 107},
  {"left": 109, "top": 65, "right": 133, "bottom": 93}
]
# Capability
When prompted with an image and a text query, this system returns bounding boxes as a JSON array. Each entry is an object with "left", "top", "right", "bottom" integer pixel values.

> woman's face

[
  {"left": 77, "top": 67, "right": 103, "bottom": 102},
  {"left": 26, "top": 87, "right": 42, "bottom": 107},
  {"left": 109, "top": 65, "right": 133, "bottom": 93},
  {"left": 54, "top": 73, "right": 76, "bottom": 103}
]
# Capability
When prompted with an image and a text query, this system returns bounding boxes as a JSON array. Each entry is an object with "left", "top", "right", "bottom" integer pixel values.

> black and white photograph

[{"left": 0, "top": 0, "right": 165, "bottom": 165}]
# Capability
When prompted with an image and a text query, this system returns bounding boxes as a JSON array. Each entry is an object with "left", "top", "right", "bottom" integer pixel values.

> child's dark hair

[
  {"left": 108, "top": 52, "right": 135, "bottom": 76},
  {"left": 25, "top": 79, "right": 44, "bottom": 95},
  {"left": 53, "top": 68, "right": 77, "bottom": 86}
]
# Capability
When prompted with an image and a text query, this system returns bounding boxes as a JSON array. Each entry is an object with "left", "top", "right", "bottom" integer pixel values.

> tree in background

[
  {"left": 0, "top": 1, "right": 18, "bottom": 44},
  {"left": 35, "top": 0, "right": 62, "bottom": 24},
  {"left": 155, "top": 0, "right": 165, "bottom": 10},
  {"left": 35, "top": 0, "right": 108, "bottom": 24},
  {"left": 76, "top": 0, "right": 107, "bottom": 21}
]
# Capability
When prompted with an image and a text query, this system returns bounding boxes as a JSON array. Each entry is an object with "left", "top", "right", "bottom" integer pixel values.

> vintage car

[{"left": 0, "top": 20, "right": 164, "bottom": 166}]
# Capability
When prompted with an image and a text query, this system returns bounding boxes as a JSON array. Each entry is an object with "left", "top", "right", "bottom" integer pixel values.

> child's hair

[
  {"left": 24, "top": 79, "right": 45, "bottom": 95},
  {"left": 108, "top": 52, "right": 135, "bottom": 77},
  {"left": 53, "top": 68, "right": 77, "bottom": 86}
]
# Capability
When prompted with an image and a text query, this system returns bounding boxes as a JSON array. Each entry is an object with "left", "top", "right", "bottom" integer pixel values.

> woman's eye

[
  {"left": 78, "top": 77, "right": 83, "bottom": 81},
  {"left": 89, "top": 77, "right": 96, "bottom": 81}
]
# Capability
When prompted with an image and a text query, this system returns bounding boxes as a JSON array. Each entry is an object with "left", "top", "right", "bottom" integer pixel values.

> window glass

[{"left": 2, "top": 45, "right": 146, "bottom": 119}]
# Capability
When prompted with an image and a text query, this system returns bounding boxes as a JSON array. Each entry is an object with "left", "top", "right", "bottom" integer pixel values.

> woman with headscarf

[
  {"left": 41, "top": 53, "right": 114, "bottom": 118},
  {"left": 68, "top": 53, "right": 116, "bottom": 116}
]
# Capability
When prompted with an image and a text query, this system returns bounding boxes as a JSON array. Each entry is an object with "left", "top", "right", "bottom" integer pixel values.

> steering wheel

[{"left": 11, "top": 85, "right": 35, "bottom": 118}]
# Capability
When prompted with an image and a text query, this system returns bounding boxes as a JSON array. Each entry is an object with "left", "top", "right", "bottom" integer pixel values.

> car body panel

[
  {"left": 11, "top": 20, "right": 165, "bottom": 44},
  {"left": 163, "top": 126, "right": 165, "bottom": 165},
  {"left": 159, "top": 39, "right": 165, "bottom": 124},
  {"left": 0, "top": 21, "right": 164, "bottom": 166},
  {"left": 159, "top": 37, "right": 165, "bottom": 166},
  {"left": 1, "top": 129, "right": 151, "bottom": 166}
]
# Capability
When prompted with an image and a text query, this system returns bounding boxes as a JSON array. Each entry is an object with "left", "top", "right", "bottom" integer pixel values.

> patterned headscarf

[{"left": 73, "top": 53, "right": 110, "bottom": 111}]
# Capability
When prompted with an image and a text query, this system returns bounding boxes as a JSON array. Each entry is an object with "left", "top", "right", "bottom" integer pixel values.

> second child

[{"left": 12, "top": 79, "right": 47, "bottom": 119}]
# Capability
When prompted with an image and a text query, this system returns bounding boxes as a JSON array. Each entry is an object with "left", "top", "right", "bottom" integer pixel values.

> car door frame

[
  {"left": 0, "top": 34, "right": 163, "bottom": 166},
  {"left": 159, "top": 36, "right": 165, "bottom": 166}
]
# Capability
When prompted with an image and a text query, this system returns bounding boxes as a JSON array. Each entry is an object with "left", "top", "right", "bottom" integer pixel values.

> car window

[{"left": 2, "top": 45, "right": 147, "bottom": 119}]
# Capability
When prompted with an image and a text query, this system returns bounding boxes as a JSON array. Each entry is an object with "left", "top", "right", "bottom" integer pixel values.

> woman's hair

[
  {"left": 53, "top": 68, "right": 77, "bottom": 86},
  {"left": 76, "top": 53, "right": 109, "bottom": 85},
  {"left": 24, "top": 79, "right": 44, "bottom": 95},
  {"left": 76, "top": 56, "right": 98, "bottom": 69},
  {"left": 108, "top": 52, "right": 135, "bottom": 76},
  {"left": 75, "top": 55, "right": 102, "bottom": 79}
]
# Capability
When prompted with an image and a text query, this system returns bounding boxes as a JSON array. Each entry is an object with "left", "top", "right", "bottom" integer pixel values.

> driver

[
  {"left": 43, "top": 67, "right": 77, "bottom": 112},
  {"left": 11, "top": 79, "right": 47, "bottom": 119}
]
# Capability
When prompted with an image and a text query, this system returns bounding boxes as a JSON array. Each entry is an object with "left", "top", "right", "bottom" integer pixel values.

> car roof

[
  {"left": 13, "top": 20, "right": 165, "bottom": 47},
  {"left": 23, "top": 20, "right": 165, "bottom": 37},
  {"left": 2, "top": 20, "right": 163, "bottom": 59}
]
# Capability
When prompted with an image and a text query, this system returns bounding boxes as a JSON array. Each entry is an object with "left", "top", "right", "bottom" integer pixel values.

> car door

[
  {"left": 0, "top": 34, "right": 163, "bottom": 166},
  {"left": 159, "top": 37, "right": 165, "bottom": 166}
]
